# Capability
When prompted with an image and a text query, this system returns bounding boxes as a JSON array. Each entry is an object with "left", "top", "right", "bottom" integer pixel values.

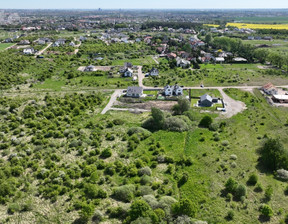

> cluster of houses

[
  {"left": 125, "top": 86, "right": 222, "bottom": 109},
  {"left": 248, "top": 36, "right": 273, "bottom": 41},
  {"left": 261, "top": 83, "right": 288, "bottom": 104}
]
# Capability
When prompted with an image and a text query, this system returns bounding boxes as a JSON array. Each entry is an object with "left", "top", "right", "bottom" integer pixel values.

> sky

[{"left": 1, "top": 0, "right": 288, "bottom": 9}]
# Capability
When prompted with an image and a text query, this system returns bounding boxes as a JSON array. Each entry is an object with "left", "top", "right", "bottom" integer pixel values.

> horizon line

[{"left": 1, "top": 8, "right": 288, "bottom": 10}]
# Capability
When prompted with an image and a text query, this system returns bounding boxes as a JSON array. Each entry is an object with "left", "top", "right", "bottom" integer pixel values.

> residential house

[
  {"left": 261, "top": 83, "right": 278, "bottom": 95},
  {"left": 53, "top": 39, "right": 66, "bottom": 46},
  {"left": 164, "top": 84, "right": 183, "bottom": 96},
  {"left": 215, "top": 57, "right": 225, "bottom": 63},
  {"left": 18, "top": 40, "right": 30, "bottom": 45},
  {"left": 248, "top": 36, "right": 254, "bottom": 40},
  {"left": 84, "top": 65, "right": 96, "bottom": 72},
  {"left": 79, "top": 36, "right": 87, "bottom": 42},
  {"left": 164, "top": 85, "right": 173, "bottom": 96},
  {"left": 23, "top": 48, "right": 35, "bottom": 55},
  {"left": 126, "top": 86, "right": 143, "bottom": 98},
  {"left": 149, "top": 68, "right": 159, "bottom": 76},
  {"left": 176, "top": 57, "right": 190, "bottom": 68},
  {"left": 124, "top": 62, "right": 133, "bottom": 69},
  {"left": 173, "top": 85, "right": 183, "bottom": 96},
  {"left": 264, "top": 36, "right": 273, "bottom": 41},
  {"left": 232, "top": 57, "right": 247, "bottom": 63},
  {"left": 124, "top": 68, "right": 133, "bottom": 77},
  {"left": 69, "top": 42, "right": 75, "bottom": 47},
  {"left": 167, "top": 53, "right": 177, "bottom": 59},
  {"left": 37, "top": 39, "right": 46, "bottom": 45},
  {"left": 199, "top": 94, "right": 213, "bottom": 107},
  {"left": 4, "top": 38, "right": 13, "bottom": 43}
]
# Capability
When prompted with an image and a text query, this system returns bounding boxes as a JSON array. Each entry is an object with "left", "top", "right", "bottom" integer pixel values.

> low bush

[{"left": 112, "top": 185, "right": 135, "bottom": 202}]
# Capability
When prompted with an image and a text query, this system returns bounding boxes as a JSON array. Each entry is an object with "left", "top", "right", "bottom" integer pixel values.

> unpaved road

[
  {"left": 218, "top": 88, "right": 247, "bottom": 118},
  {"left": 35, "top": 42, "right": 52, "bottom": 56},
  {"left": 152, "top": 56, "right": 159, "bottom": 64},
  {"left": 101, "top": 89, "right": 122, "bottom": 114},
  {"left": 138, "top": 66, "right": 145, "bottom": 87}
]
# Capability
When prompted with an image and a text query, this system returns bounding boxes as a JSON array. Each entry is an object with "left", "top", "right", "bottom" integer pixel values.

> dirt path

[
  {"left": 138, "top": 66, "right": 144, "bottom": 87},
  {"left": 152, "top": 56, "right": 159, "bottom": 64},
  {"left": 35, "top": 42, "right": 52, "bottom": 57}
]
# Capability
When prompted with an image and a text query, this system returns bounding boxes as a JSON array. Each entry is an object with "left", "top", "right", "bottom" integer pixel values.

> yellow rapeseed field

[
  {"left": 203, "top": 24, "right": 220, "bottom": 28},
  {"left": 226, "top": 23, "right": 288, "bottom": 30}
]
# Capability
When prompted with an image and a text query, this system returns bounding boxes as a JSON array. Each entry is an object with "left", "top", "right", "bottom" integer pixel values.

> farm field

[
  {"left": 226, "top": 23, "right": 288, "bottom": 30},
  {"left": 233, "top": 17, "right": 288, "bottom": 24}
]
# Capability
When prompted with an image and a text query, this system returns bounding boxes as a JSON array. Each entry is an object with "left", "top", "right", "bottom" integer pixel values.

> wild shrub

[
  {"left": 247, "top": 173, "right": 258, "bottom": 185},
  {"left": 138, "top": 167, "right": 152, "bottom": 176},
  {"left": 163, "top": 117, "right": 189, "bottom": 132},
  {"left": 112, "top": 185, "right": 135, "bottom": 202}
]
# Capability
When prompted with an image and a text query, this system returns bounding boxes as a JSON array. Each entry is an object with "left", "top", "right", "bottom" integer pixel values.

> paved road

[
  {"left": 101, "top": 89, "right": 123, "bottom": 114},
  {"left": 35, "top": 42, "right": 52, "bottom": 56}
]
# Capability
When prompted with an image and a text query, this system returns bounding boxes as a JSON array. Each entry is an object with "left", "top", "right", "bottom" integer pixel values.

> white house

[
  {"left": 124, "top": 68, "right": 133, "bottom": 77},
  {"left": 176, "top": 57, "right": 191, "bottom": 68},
  {"left": 164, "top": 85, "right": 173, "bottom": 96},
  {"left": 164, "top": 84, "right": 183, "bottom": 96},
  {"left": 215, "top": 57, "right": 225, "bottom": 63},
  {"left": 69, "top": 42, "right": 75, "bottom": 47},
  {"left": 127, "top": 86, "right": 143, "bottom": 98},
  {"left": 173, "top": 85, "right": 183, "bottom": 96},
  {"left": 23, "top": 48, "right": 35, "bottom": 55}
]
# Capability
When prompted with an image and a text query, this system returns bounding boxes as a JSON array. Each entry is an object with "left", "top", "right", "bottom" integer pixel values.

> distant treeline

[
  {"left": 257, "top": 29, "right": 288, "bottom": 35},
  {"left": 141, "top": 21, "right": 203, "bottom": 30}
]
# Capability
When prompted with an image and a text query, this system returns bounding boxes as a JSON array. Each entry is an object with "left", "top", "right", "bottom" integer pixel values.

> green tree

[
  {"left": 225, "top": 177, "right": 238, "bottom": 194},
  {"left": 129, "top": 200, "right": 151, "bottom": 221},
  {"left": 172, "top": 98, "right": 190, "bottom": 115},
  {"left": 172, "top": 198, "right": 197, "bottom": 218},
  {"left": 199, "top": 115, "right": 213, "bottom": 128},
  {"left": 260, "top": 204, "right": 273, "bottom": 217},
  {"left": 259, "top": 138, "right": 288, "bottom": 171},
  {"left": 205, "top": 33, "right": 213, "bottom": 44},
  {"left": 151, "top": 107, "right": 165, "bottom": 129},
  {"left": 247, "top": 173, "right": 258, "bottom": 185}
]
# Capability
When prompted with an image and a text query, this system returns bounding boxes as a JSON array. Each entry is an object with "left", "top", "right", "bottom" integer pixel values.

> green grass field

[
  {"left": 111, "top": 56, "right": 156, "bottom": 66},
  {"left": 234, "top": 17, "right": 288, "bottom": 24},
  {"left": 144, "top": 63, "right": 288, "bottom": 87},
  {"left": 0, "top": 43, "right": 14, "bottom": 51}
]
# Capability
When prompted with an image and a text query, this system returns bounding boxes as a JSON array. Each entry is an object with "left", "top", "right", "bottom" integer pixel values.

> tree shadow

[{"left": 258, "top": 215, "right": 270, "bottom": 223}]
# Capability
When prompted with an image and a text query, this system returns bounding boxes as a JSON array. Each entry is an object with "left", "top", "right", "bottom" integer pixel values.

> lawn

[
  {"left": 32, "top": 78, "right": 66, "bottom": 91},
  {"left": 0, "top": 43, "right": 14, "bottom": 51}
]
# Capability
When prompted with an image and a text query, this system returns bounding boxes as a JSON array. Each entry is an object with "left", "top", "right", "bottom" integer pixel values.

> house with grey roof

[
  {"left": 126, "top": 86, "right": 143, "bottom": 98},
  {"left": 199, "top": 94, "right": 217, "bottom": 107},
  {"left": 149, "top": 67, "right": 159, "bottom": 76}
]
